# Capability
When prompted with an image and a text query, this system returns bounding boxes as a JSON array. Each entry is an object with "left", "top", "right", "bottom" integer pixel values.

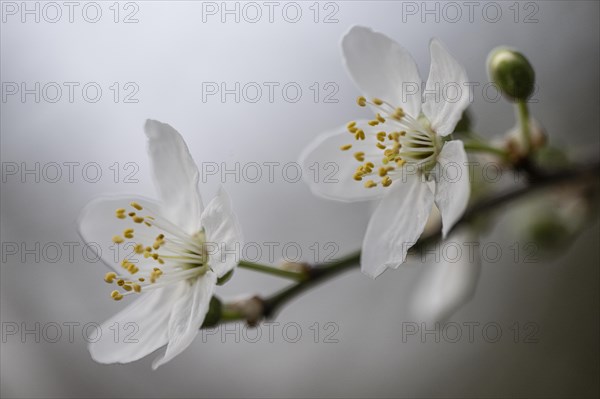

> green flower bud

[{"left": 487, "top": 47, "right": 535, "bottom": 101}]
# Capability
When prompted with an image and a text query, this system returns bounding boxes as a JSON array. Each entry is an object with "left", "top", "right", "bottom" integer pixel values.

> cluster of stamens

[
  {"left": 340, "top": 96, "right": 439, "bottom": 189},
  {"left": 106, "top": 202, "right": 207, "bottom": 301}
]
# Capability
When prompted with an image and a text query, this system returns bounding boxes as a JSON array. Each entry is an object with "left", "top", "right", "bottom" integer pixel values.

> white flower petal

[
  {"left": 422, "top": 39, "right": 470, "bottom": 137},
  {"left": 152, "top": 271, "right": 217, "bottom": 369},
  {"left": 433, "top": 141, "right": 470, "bottom": 238},
  {"left": 88, "top": 283, "right": 185, "bottom": 364},
  {"left": 200, "top": 188, "right": 244, "bottom": 278},
  {"left": 145, "top": 119, "right": 203, "bottom": 234},
  {"left": 342, "top": 26, "right": 422, "bottom": 117},
  {"left": 299, "top": 123, "right": 388, "bottom": 202},
  {"left": 78, "top": 195, "right": 164, "bottom": 273},
  {"left": 361, "top": 174, "right": 434, "bottom": 278},
  {"left": 411, "top": 229, "right": 481, "bottom": 323}
]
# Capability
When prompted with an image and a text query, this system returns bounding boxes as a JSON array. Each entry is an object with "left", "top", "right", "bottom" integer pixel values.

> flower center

[
  {"left": 105, "top": 202, "right": 209, "bottom": 301},
  {"left": 340, "top": 97, "right": 441, "bottom": 189}
]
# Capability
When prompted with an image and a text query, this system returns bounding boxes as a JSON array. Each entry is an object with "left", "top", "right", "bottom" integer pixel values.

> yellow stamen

[
  {"left": 133, "top": 216, "right": 144, "bottom": 224},
  {"left": 376, "top": 142, "right": 386, "bottom": 150},
  {"left": 130, "top": 202, "right": 143, "bottom": 210},
  {"left": 372, "top": 98, "right": 384, "bottom": 106},
  {"left": 340, "top": 144, "right": 352, "bottom": 151},
  {"left": 357, "top": 96, "right": 367, "bottom": 107},
  {"left": 354, "top": 152, "right": 365, "bottom": 162},
  {"left": 364, "top": 180, "right": 377, "bottom": 188},
  {"left": 382, "top": 176, "right": 393, "bottom": 187},
  {"left": 123, "top": 228, "right": 134, "bottom": 239},
  {"left": 112, "top": 235, "right": 124, "bottom": 244}
]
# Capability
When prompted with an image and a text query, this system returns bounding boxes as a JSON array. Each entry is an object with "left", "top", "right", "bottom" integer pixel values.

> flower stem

[
  {"left": 463, "top": 140, "right": 509, "bottom": 159},
  {"left": 517, "top": 100, "right": 531, "bottom": 154},
  {"left": 237, "top": 260, "right": 307, "bottom": 281}
]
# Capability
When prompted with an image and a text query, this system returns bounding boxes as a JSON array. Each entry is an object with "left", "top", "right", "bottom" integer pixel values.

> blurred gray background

[{"left": 1, "top": 1, "right": 598, "bottom": 397}]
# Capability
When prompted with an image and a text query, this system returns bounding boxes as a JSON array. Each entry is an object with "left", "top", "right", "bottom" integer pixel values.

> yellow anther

[
  {"left": 112, "top": 235, "right": 124, "bottom": 244},
  {"left": 145, "top": 246, "right": 152, "bottom": 252},
  {"left": 376, "top": 142, "right": 386, "bottom": 150},
  {"left": 157, "top": 258, "right": 165, "bottom": 265},
  {"left": 138, "top": 277, "right": 145, "bottom": 282},
  {"left": 115, "top": 208, "right": 126, "bottom": 219},
  {"left": 354, "top": 152, "right": 365, "bottom": 162},
  {"left": 152, "top": 253, "right": 159, "bottom": 260},
  {"left": 122, "top": 284, "right": 133, "bottom": 292},
  {"left": 376, "top": 113, "right": 386, "bottom": 123},
  {"left": 393, "top": 108, "right": 405, "bottom": 119},
  {"left": 152, "top": 242, "right": 160, "bottom": 250},
  {"left": 348, "top": 126, "right": 358, "bottom": 134},
  {"left": 340, "top": 144, "right": 352, "bottom": 151},
  {"left": 143, "top": 252, "right": 150, "bottom": 258},
  {"left": 372, "top": 98, "right": 384, "bottom": 106},
  {"left": 130, "top": 202, "right": 143, "bottom": 211},
  {"left": 366, "top": 162, "right": 374, "bottom": 168},
  {"left": 347, "top": 121, "right": 356, "bottom": 129},
  {"left": 353, "top": 174, "right": 363, "bottom": 181},
  {"left": 104, "top": 272, "right": 117, "bottom": 283},
  {"left": 157, "top": 234, "right": 165, "bottom": 240},
  {"left": 364, "top": 180, "right": 377, "bottom": 188},
  {"left": 396, "top": 159, "right": 406, "bottom": 167},
  {"left": 357, "top": 96, "right": 367, "bottom": 107},
  {"left": 376, "top": 132, "right": 387, "bottom": 141},
  {"left": 127, "top": 264, "right": 139, "bottom": 274},
  {"left": 382, "top": 157, "right": 389, "bottom": 165},
  {"left": 134, "top": 244, "right": 144, "bottom": 254},
  {"left": 128, "top": 212, "right": 136, "bottom": 217},
  {"left": 378, "top": 167, "right": 388, "bottom": 177},
  {"left": 133, "top": 216, "right": 144, "bottom": 224},
  {"left": 368, "top": 120, "right": 379, "bottom": 126},
  {"left": 144, "top": 222, "right": 152, "bottom": 227},
  {"left": 355, "top": 129, "right": 365, "bottom": 140},
  {"left": 133, "top": 284, "right": 141, "bottom": 293},
  {"left": 382, "top": 176, "right": 393, "bottom": 187},
  {"left": 123, "top": 228, "right": 134, "bottom": 239},
  {"left": 111, "top": 290, "right": 123, "bottom": 301},
  {"left": 117, "top": 279, "right": 125, "bottom": 286}
]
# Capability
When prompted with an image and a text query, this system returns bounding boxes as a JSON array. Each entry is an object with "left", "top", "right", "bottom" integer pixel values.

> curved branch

[{"left": 211, "top": 160, "right": 600, "bottom": 326}]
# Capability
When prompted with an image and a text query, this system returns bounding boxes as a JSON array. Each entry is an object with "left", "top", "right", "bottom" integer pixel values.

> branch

[{"left": 209, "top": 160, "right": 600, "bottom": 327}]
